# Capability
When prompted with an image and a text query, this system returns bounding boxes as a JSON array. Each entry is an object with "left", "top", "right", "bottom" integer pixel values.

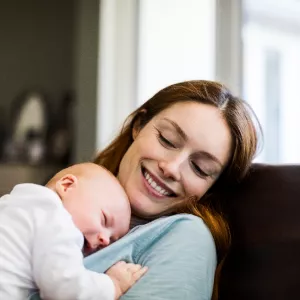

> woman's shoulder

[
  {"left": 133, "top": 214, "right": 216, "bottom": 260},
  {"left": 135, "top": 214, "right": 215, "bottom": 243},
  {"left": 159, "top": 213, "right": 213, "bottom": 234},
  {"left": 126, "top": 214, "right": 217, "bottom": 300}
]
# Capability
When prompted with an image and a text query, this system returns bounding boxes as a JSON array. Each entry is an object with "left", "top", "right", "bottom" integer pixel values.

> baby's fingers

[
  {"left": 126, "top": 263, "right": 142, "bottom": 273},
  {"left": 132, "top": 266, "right": 148, "bottom": 282}
]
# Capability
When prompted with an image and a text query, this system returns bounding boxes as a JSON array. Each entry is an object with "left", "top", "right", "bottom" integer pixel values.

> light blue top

[{"left": 30, "top": 214, "right": 216, "bottom": 300}]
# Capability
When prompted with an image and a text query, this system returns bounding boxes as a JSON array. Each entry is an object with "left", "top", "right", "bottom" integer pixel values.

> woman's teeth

[{"left": 144, "top": 171, "right": 171, "bottom": 196}]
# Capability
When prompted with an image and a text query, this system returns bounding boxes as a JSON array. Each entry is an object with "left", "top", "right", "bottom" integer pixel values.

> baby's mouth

[{"left": 141, "top": 166, "right": 177, "bottom": 197}]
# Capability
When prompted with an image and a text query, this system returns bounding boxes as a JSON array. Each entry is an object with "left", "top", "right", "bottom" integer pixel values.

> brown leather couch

[{"left": 219, "top": 164, "right": 300, "bottom": 300}]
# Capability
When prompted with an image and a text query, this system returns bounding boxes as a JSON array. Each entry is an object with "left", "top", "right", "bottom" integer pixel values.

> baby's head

[{"left": 46, "top": 163, "right": 131, "bottom": 253}]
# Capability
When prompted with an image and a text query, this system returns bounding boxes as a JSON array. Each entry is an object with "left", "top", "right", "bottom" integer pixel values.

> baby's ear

[{"left": 56, "top": 174, "right": 78, "bottom": 196}]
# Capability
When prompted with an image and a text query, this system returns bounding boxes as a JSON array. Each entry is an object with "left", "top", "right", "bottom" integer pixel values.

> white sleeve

[{"left": 32, "top": 210, "right": 115, "bottom": 300}]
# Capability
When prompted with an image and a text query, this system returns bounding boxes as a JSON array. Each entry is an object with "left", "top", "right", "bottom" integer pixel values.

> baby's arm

[{"left": 32, "top": 212, "right": 146, "bottom": 300}]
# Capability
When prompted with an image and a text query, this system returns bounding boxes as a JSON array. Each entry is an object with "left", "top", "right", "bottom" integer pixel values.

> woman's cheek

[{"left": 185, "top": 179, "right": 207, "bottom": 199}]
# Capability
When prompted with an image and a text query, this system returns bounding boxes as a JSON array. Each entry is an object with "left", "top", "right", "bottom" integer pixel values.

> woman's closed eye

[
  {"left": 156, "top": 130, "right": 176, "bottom": 148},
  {"left": 190, "top": 161, "right": 209, "bottom": 178}
]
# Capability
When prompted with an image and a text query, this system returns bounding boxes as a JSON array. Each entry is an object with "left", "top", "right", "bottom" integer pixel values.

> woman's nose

[{"left": 158, "top": 155, "right": 184, "bottom": 181}]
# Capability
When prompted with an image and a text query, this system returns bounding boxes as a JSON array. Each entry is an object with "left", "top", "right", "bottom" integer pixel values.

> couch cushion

[{"left": 219, "top": 164, "right": 300, "bottom": 300}]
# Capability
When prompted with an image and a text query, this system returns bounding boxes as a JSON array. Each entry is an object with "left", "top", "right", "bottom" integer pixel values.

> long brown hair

[{"left": 94, "top": 80, "right": 261, "bottom": 299}]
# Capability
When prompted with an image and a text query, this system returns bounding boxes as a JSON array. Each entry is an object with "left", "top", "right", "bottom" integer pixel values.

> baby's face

[
  {"left": 64, "top": 172, "right": 131, "bottom": 255},
  {"left": 82, "top": 196, "right": 130, "bottom": 255}
]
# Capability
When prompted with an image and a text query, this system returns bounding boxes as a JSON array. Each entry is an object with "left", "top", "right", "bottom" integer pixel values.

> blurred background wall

[
  {"left": 0, "top": 0, "right": 299, "bottom": 194},
  {"left": 0, "top": 1, "right": 75, "bottom": 115}
]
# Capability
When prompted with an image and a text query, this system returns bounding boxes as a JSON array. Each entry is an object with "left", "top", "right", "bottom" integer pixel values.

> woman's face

[{"left": 118, "top": 102, "right": 232, "bottom": 218}]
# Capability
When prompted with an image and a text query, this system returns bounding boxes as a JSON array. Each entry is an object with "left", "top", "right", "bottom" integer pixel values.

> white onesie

[{"left": 0, "top": 183, "right": 115, "bottom": 300}]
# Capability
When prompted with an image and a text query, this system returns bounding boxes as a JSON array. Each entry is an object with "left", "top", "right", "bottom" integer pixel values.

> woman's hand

[{"left": 106, "top": 261, "right": 148, "bottom": 299}]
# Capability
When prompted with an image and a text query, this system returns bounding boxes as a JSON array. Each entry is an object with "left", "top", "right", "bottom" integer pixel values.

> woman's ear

[
  {"left": 132, "top": 124, "right": 139, "bottom": 140},
  {"left": 132, "top": 109, "right": 147, "bottom": 140},
  {"left": 55, "top": 174, "right": 78, "bottom": 198}
]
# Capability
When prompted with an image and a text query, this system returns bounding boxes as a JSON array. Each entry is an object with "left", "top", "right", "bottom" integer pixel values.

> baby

[{"left": 0, "top": 162, "right": 147, "bottom": 300}]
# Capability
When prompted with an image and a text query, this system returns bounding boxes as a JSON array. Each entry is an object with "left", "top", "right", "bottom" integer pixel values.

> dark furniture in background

[{"left": 220, "top": 164, "right": 300, "bottom": 300}]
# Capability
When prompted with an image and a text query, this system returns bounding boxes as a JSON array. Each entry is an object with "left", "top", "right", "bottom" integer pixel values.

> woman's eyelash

[
  {"left": 191, "top": 161, "right": 209, "bottom": 178},
  {"left": 160, "top": 134, "right": 175, "bottom": 147},
  {"left": 155, "top": 129, "right": 176, "bottom": 148}
]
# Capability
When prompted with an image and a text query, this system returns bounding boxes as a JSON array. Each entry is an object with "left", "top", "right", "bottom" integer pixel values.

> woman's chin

[
  {"left": 130, "top": 200, "right": 154, "bottom": 218},
  {"left": 130, "top": 199, "right": 164, "bottom": 220},
  {"left": 131, "top": 205, "right": 153, "bottom": 219},
  {"left": 128, "top": 186, "right": 174, "bottom": 218}
]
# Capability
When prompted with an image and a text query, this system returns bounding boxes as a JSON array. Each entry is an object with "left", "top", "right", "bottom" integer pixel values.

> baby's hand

[{"left": 106, "top": 261, "right": 148, "bottom": 299}]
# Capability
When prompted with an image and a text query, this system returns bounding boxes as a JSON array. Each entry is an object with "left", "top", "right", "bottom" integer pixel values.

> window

[
  {"left": 137, "top": 0, "right": 216, "bottom": 103},
  {"left": 242, "top": 0, "right": 300, "bottom": 163}
]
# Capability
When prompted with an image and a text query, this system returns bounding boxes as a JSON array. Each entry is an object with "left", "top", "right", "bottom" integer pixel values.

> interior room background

[{"left": 0, "top": 0, "right": 299, "bottom": 195}]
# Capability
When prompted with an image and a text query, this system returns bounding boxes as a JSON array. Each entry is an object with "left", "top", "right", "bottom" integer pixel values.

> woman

[
  {"left": 93, "top": 80, "right": 260, "bottom": 299},
  {"left": 31, "top": 80, "right": 260, "bottom": 300}
]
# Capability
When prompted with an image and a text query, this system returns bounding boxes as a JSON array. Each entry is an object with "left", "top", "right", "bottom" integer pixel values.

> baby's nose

[{"left": 98, "top": 234, "right": 110, "bottom": 247}]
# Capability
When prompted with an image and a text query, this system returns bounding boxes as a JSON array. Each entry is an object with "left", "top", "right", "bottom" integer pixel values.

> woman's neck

[{"left": 130, "top": 214, "right": 151, "bottom": 229}]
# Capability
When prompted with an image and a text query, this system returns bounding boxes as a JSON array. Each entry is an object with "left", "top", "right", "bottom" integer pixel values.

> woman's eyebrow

[
  {"left": 162, "top": 117, "right": 223, "bottom": 168},
  {"left": 162, "top": 118, "right": 188, "bottom": 141},
  {"left": 195, "top": 151, "right": 223, "bottom": 169}
]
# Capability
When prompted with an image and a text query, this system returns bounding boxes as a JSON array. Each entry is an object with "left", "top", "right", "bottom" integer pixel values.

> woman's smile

[{"left": 141, "top": 165, "right": 177, "bottom": 199}]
